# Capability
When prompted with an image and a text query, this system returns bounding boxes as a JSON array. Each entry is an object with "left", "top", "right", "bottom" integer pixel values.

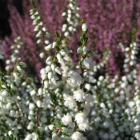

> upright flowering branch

[
  {"left": 30, "top": 4, "right": 51, "bottom": 62},
  {"left": 62, "top": 0, "right": 80, "bottom": 38}
]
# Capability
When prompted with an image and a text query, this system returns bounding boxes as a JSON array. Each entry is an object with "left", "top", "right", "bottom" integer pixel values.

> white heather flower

[
  {"left": 38, "top": 88, "right": 43, "bottom": 95},
  {"left": 64, "top": 31, "right": 69, "bottom": 37},
  {"left": 73, "top": 89, "right": 85, "bottom": 102},
  {"left": 46, "top": 56, "right": 53, "bottom": 63},
  {"left": 78, "top": 121, "right": 89, "bottom": 131},
  {"left": 52, "top": 133, "right": 58, "bottom": 140},
  {"left": 48, "top": 125, "right": 54, "bottom": 130},
  {"left": 36, "top": 100, "right": 42, "bottom": 108},
  {"left": 1, "top": 90, "right": 8, "bottom": 98},
  {"left": 55, "top": 67, "right": 62, "bottom": 75},
  {"left": 44, "top": 40, "right": 49, "bottom": 45},
  {"left": 64, "top": 95, "right": 76, "bottom": 109},
  {"left": 45, "top": 66, "right": 51, "bottom": 73},
  {"left": 30, "top": 90, "right": 36, "bottom": 96},
  {"left": 24, "top": 134, "right": 32, "bottom": 140},
  {"left": 77, "top": 47, "right": 82, "bottom": 54},
  {"left": 42, "top": 27, "right": 47, "bottom": 32},
  {"left": 75, "top": 112, "right": 86, "bottom": 124},
  {"left": 82, "top": 58, "right": 94, "bottom": 69},
  {"left": 84, "top": 83, "right": 91, "bottom": 91},
  {"left": 32, "top": 133, "right": 38, "bottom": 140},
  {"left": 51, "top": 63, "right": 56, "bottom": 71},
  {"left": 82, "top": 23, "right": 88, "bottom": 32},
  {"left": 48, "top": 71, "right": 53, "bottom": 79},
  {"left": 39, "top": 52, "right": 45, "bottom": 58},
  {"left": 56, "top": 53, "right": 64, "bottom": 64},
  {"left": 45, "top": 44, "right": 52, "bottom": 50},
  {"left": 60, "top": 49, "right": 66, "bottom": 56},
  {"left": 52, "top": 42, "right": 57, "bottom": 48},
  {"left": 51, "top": 77, "right": 57, "bottom": 85},
  {"left": 29, "top": 103, "right": 35, "bottom": 110},
  {"left": 61, "top": 114, "right": 72, "bottom": 125},
  {"left": 44, "top": 81, "right": 49, "bottom": 88},
  {"left": 27, "top": 122, "right": 34, "bottom": 130},
  {"left": 68, "top": 71, "right": 83, "bottom": 86},
  {"left": 83, "top": 46, "right": 88, "bottom": 54},
  {"left": 71, "top": 132, "right": 86, "bottom": 140}
]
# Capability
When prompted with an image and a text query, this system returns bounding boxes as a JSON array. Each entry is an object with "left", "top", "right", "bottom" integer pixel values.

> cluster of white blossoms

[
  {"left": 30, "top": 7, "right": 51, "bottom": 60},
  {"left": 0, "top": 20, "right": 92, "bottom": 139},
  {"left": 0, "top": 1, "right": 140, "bottom": 140},
  {"left": 62, "top": 0, "right": 80, "bottom": 37},
  {"left": 120, "top": 41, "right": 140, "bottom": 72},
  {"left": 5, "top": 37, "right": 23, "bottom": 71}
]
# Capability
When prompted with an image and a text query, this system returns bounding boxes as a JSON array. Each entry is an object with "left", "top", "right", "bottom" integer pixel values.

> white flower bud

[
  {"left": 36, "top": 100, "right": 42, "bottom": 108},
  {"left": 48, "top": 71, "right": 53, "bottom": 79},
  {"left": 52, "top": 42, "right": 57, "bottom": 48},
  {"left": 27, "top": 122, "right": 34, "bottom": 130},
  {"left": 37, "top": 39, "right": 41, "bottom": 44},
  {"left": 39, "top": 52, "right": 44, "bottom": 58},
  {"left": 36, "top": 31, "right": 42, "bottom": 37},
  {"left": 68, "top": 26, "right": 73, "bottom": 32},
  {"left": 55, "top": 67, "right": 61, "bottom": 75},
  {"left": 29, "top": 103, "right": 35, "bottom": 110},
  {"left": 56, "top": 53, "right": 62, "bottom": 61},
  {"left": 38, "top": 21, "right": 43, "bottom": 26},
  {"left": 34, "top": 26, "right": 39, "bottom": 32},
  {"left": 83, "top": 46, "right": 88, "bottom": 54},
  {"left": 62, "top": 24, "right": 67, "bottom": 32},
  {"left": 44, "top": 81, "right": 49, "bottom": 88},
  {"left": 77, "top": 47, "right": 82, "bottom": 54},
  {"left": 46, "top": 56, "right": 53, "bottom": 63},
  {"left": 6, "top": 103, "right": 12, "bottom": 110},
  {"left": 45, "top": 66, "right": 51, "bottom": 73},
  {"left": 85, "top": 83, "right": 91, "bottom": 91},
  {"left": 45, "top": 44, "right": 52, "bottom": 50},
  {"left": 16, "top": 65, "right": 22, "bottom": 71},
  {"left": 52, "top": 133, "right": 58, "bottom": 140},
  {"left": 38, "top": 88, "right": 43, "bottom": 95},
  {"left": 62, "top": 114, "right": 72, "bottom": 125},
  {"left": 51, "top": 63, "right": 56, "bottom": 71},
  {"left": 42, "top": 27, "right": 47, "bottom": 32},
  {"left": 30, "top": 90, "right": 36, "bottom": 96},
  {"left": 44, "top": 40, "right": 49, "bottom": 45},
  {"left": 1, "top": 90, "right": 8, "bottom": 97},
  {"left": 82, "top": 23, "right": 88, "bottom": 32},
  {"left": 51, "top": 77, "right": 57, "bottom": 85},
  {"left": 60, "top": 50, "right": 66, "bottom": 56},
  {"left": 8, "top": 130, "right": 13, "bottom": 136},
  {"left": 24, "top": 134, "right": 32, "bottom": 140},
  {"left": 64, "top": 31, "right": 69, "bottom": 37},
  {"left": 62, "top": 12, "right": 66, "bottom": 16},
  {"left": 48, "top": 125, "right": 54, "bottom": 130}
]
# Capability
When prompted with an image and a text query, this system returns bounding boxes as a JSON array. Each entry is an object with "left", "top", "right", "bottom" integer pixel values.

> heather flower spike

[{"left": 82, "top": 23, "right": 88, "bottom": 32}]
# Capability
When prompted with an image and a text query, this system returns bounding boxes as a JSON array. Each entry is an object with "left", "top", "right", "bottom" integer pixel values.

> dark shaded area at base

[{"left": 0, "top": 0, "right": 23, "bottom": 39}]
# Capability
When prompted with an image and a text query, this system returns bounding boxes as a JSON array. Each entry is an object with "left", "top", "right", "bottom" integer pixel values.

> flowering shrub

[{"left": 0, "top": 0, "right": 140, "bottom": 140}]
